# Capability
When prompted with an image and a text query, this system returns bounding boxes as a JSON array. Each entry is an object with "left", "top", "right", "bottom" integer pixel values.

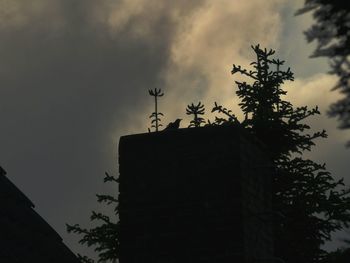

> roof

[{"left": 0, "top": 166, "right": 80, "bottom": 263}]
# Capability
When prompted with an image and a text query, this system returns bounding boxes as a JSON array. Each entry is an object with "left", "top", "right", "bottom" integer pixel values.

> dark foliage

[
  {"left": 66, "top": 173, "right": 119, "bottom": 263},
  {"left": 322, "top": 246, "right": 350, "bottom": 263},
  {"left": 297, "top": 0, "right": 350, "bottom": 146},
  {"left": 211, "top": 101, "right": 239, "bottom": 125},
  {"left": 229, "top": 44, "right": 350, "bottom": 263}
]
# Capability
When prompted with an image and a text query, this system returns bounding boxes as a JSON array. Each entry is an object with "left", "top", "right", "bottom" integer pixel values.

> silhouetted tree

[
  {"left": 148, "top": 88, "right": 164, "bottom": 132},
  {"left": 229, "top": 44, "right": 350, "bottom": 263},
  {"left": 186, "top": 102, "right": 205, "bottom": 127},
  {"left": 297, "top": 1, "right": 350, "bottom": 146},
  {"left": 67, "top": 173, "right": 119, "bottom": 263}
]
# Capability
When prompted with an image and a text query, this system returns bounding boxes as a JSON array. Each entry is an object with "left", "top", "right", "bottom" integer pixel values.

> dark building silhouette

[
  {"left": 0, "top": 166, "right": 80, "bottom": 263},
  {"left": 119, "top": 125, "right": 273, "bottom": 263}
]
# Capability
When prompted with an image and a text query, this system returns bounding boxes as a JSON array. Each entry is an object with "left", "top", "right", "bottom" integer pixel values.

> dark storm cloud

[{"left": 0, "top": 0, "right": 205, "bottom": 255}]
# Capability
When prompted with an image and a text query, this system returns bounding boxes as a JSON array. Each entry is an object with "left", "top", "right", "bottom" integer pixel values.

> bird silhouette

[{"left": 164, "top": 119, "right": 182, "bottom": 130}]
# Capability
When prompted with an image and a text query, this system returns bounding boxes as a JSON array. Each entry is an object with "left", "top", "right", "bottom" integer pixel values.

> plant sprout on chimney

[
  {"left": 186, "top": 102, "right": 206, "bottom": 128},
  {"left": 148, "top": 88, "right": 164, "bottom": 132}
]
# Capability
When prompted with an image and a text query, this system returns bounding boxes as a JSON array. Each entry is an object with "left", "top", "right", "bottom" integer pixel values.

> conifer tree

[
  {"left": 231, "top": 44, "right": 350, "bottom": 263},
  {"left": 297, "top": 0, "right": 350, "bottom": 146}
]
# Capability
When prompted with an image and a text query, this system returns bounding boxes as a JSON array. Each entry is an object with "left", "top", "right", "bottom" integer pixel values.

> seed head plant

[{"left": 148, "top": 88, "right": 164, "bottom": 132}]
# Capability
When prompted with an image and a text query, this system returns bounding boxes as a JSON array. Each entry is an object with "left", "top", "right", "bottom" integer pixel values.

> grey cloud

[{"left": 0, "top": 0, "right": 205, "bottom": 256}]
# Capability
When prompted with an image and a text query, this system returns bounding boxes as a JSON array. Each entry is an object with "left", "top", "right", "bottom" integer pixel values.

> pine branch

[{"left": 211, "top": 102, "right": 239, "bottom": 123}]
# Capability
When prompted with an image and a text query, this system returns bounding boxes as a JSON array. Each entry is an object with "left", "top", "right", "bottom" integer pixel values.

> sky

[{"left": 0, "top": 0, "right": 349, "bottom": 258}]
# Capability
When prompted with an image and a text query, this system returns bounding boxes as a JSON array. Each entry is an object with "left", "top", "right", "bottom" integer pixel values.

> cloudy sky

[{"left": 0, "top": 0, "right": 349, "bottom": 258}]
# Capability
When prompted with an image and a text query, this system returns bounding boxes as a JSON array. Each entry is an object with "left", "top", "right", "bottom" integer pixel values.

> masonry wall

[{"left": 118, "top": 125, "right": 273, "bottom": 263}]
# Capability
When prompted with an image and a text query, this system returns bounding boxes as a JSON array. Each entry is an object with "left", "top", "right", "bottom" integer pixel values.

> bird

[{"left": 164, "top": 118, "right": 182, "bottom": 130}]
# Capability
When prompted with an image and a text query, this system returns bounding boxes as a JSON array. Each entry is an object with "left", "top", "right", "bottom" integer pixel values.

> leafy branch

[
  {"left": 211, "top": 101, "right": 239, "bottom": 125},
  {"left": 67, "top": 173, "right": 120, "bottom": 263}
]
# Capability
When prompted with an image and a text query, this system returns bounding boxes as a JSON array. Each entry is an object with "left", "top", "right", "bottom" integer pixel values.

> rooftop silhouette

[{"left": 0, "top": 166, "right": 79, "bottom": 263}]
